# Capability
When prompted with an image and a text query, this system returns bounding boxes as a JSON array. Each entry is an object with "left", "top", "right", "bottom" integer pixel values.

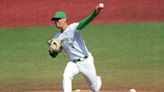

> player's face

[
  {"left": 54, "top": 18, "right": 67, "bottom": 29},
  {"left": 53, "top": 18, "right": 61, "bottom": 28}
]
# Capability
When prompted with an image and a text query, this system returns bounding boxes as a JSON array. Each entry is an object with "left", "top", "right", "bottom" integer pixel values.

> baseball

[
  {"left": 99, "top": 3, "right": 104, "bottom": 8},
  {"left": 130, "top": 89, "right": 136, "bottom": 92}
]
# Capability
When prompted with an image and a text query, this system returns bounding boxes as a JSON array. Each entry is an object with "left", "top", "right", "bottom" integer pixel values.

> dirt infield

[
  {"left": 26, "top": 89, "right": 158, "bottom": 92},
  {"left": 1, "top": 87, "right": 163, "bottom": 92},
  {"left": 28, "top": 90, "right": 112, "bottom": 92},
  {"left": 0, "top": 0, "right": 164, "bottom": 27}
]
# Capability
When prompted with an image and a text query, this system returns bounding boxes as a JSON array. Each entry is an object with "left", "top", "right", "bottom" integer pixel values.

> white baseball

[
  {"left": 130, "top": 89, "right": 136, "bottom": 92},
  {"left": 99, "top": 3, "right": 104, "bottom": 8}
]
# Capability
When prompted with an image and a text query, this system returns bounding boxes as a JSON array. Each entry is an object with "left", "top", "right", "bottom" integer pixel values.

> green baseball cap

[{"left": 51, "top": 11, "right": 67, "bottom": 21}]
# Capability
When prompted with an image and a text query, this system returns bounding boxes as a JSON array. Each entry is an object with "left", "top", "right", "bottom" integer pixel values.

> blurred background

[{"left": 0, "top": 0, "right": 164, "bottom": 27}]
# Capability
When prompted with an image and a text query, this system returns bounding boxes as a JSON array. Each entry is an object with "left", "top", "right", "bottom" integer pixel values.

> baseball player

[{"left": 48, "top": 3, "right": 104, "bottom": 92}]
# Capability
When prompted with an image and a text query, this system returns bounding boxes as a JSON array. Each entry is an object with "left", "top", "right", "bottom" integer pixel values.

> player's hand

[
  {"left": 95, "top": 3, "right": 104, "bottom": 14},
  {"left": 48, "top": 38, "right": 61, "bottom": 52}
]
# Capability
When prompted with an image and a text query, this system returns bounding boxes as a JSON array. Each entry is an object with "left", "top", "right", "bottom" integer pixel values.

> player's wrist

[
  {"left": 95, "top": 3, "right": 104, "bottom": 14},
  {"left": 49, "top": 47, "right": 60, "bottom": 53}
]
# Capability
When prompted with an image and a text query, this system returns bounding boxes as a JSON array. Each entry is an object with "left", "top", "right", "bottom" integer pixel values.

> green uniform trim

[
  {"left": 77, "top": 11, "right": 98, "bottom": 30},
  {"left": 49, "top": 51, "right": 59, "bottom": 58}
]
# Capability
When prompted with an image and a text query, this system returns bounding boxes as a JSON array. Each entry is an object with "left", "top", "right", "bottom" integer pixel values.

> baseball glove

[{"left": 48, "top": 38, "right": 61, "bottom": 52}]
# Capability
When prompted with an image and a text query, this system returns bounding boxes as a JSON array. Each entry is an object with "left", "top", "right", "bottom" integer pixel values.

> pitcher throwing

[{"left": 48, "top": 3, "right": 104, "bottom": 92}]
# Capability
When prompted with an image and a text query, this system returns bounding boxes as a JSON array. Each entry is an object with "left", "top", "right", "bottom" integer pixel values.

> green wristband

[{"left": 49, "top": 51, "right": 59, "bottom": 58}]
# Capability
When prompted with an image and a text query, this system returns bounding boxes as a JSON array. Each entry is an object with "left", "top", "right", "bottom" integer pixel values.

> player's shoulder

[{"left": 69, "top": 22, "right": 79, "bottom": 28}]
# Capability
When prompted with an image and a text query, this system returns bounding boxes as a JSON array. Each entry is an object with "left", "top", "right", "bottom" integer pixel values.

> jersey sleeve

[
  {"left": 77, "top": 11, "right": 98, "bottom": 31},
  {"left": 54, "top": 32, "right": 60, "bottom": 39}
]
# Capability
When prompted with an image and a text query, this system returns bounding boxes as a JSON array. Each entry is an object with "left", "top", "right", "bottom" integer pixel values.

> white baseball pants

[{"left": 62, "top": 53, "right": 102, "bottom": 92}]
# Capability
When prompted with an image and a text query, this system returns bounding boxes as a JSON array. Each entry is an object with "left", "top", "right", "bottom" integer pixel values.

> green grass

[{"left": 0, "top": 22, "right": 164, "bottom": 91}]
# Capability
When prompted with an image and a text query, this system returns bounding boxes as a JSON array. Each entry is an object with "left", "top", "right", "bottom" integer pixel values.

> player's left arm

[
  {"left": 77, "top": 4, "right": 104, "bottom": 30},
  {"left": 48, "top": 38, "right": 61, "bottom": 58}
]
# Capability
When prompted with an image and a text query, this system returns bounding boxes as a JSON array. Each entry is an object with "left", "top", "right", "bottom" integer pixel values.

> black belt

[{"left": 72, "top": 56, "right": 88, "bottom": 63}]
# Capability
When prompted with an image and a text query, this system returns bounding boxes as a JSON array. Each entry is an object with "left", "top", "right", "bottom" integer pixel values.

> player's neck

[{"left": 61, "top": 23, "right": 68, "bottom": 33}]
